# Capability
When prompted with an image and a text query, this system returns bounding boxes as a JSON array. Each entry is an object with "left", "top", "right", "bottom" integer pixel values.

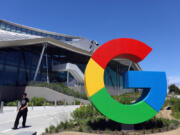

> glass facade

[
  {"left": 0, "top": 45, "right": 89, "bottom": 86},
  {"left": 0, "top": 47, "right": 39, "bottom": 86},
  {"left": 0, "top": 44, "right": 90, "bottom": 101},
  {"left": 0, "top": 20, "right": 138, "bottom": 102}
]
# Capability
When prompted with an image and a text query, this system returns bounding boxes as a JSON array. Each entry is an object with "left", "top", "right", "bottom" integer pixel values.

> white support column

[
  {"left": 54, "top": 100, "right": 57, "bottom": 107},
  {"left": 17, "top": 101, "right": 20, "bottom": 111},
  {"left": 33, "top": 43, "right": 47, "bottom": 81},
  {"left": 46, "top": 53, "right": 49, "bottom": 83},
  {"left": 31, "top": 101, "right": 34, "bottom": 110},
  {"left": 67, "top": 71, "right": 69, "bottom": 86},
  {"left": 0, "top": 101, "right": 4, "bottom": 113}
]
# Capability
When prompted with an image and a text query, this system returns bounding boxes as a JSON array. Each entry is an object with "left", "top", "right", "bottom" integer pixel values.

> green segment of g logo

[{"left": 84, "top": 38, "right": 167, "bottom": 124}]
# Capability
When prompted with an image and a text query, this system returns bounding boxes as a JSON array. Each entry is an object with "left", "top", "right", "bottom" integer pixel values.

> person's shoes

[
  {"left": 22, "top": 125, "right": 26, "bottom": 128},
  {"left": 12, "top": 127, "right": 18, "bottom": 130}
]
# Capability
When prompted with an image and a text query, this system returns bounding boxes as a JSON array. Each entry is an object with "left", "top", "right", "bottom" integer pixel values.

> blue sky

[{"left": 0, "top": 0, "right": 180, "bottom": 86}]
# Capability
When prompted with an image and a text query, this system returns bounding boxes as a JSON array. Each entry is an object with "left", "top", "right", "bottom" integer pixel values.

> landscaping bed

[{"left": 43, "top": 104, "right": 179, "bottom": 135}]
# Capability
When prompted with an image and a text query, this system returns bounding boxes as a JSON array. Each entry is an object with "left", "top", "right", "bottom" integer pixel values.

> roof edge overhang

[
  {"left": 0, "top": 19, "right": 81, "bottom": 39},
  {"left": 0, "top": 37, "right": 91, "bottom": 56}
]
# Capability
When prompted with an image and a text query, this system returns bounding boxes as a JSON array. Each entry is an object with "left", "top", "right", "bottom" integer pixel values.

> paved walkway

[
  {"left": 1, "top": 107, "right": 180, "bottom": 135},
  {"left": 0, "top": 106, "right": 79, "bottom": 135}
]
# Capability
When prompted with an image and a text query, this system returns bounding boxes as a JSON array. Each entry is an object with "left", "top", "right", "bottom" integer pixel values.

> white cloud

[{"left": 167, "top": 76, "right": 180, "bottom": 88}]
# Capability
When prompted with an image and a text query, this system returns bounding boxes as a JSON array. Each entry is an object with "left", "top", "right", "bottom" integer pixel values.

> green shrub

[
  {"left": 174, "top": 112, "right": 180, "bottom": 119},
  {"left": 5, "top": 100, "right": 17, "bottom": 106},
  {"left": 134, "top": 117, "right": 179, "bottom": 130},
  {"left": 85, "top": 125, "right": 92, "bottom": 132},
  {"left": 78, "top": 126, "right": 83, "bottom": 132},
  {"left": 170, "top": 126, "right": 174, "bottom": 130},
  {"left": 55, "top": 121, "right": 74, "bottom": 130},
  {"left": 63, "top": 121, "right": 68, "bottom": 129},
  {"left": 71, "top": 104, "right": 99, "bottom": 121},
  {"left": 30, "top": 97, "right": 47, "bottom": 106},
  {"left": 165, "top": 97, "right": 180, "bottom": 119},
  {"left": 166, "top": 126, "right": 169, "bottom": 131},
  {"left": 75, "top": 100, "right": 80, "bottom": 105},
  {"left": 55, "top": 127, "right": 59, "bottom": 133},
  {"left": 45, "top": 128, "right": 49, "bottom": 133},
  {"left": 58, "top": 101, "right": 64, "bottom": 105},
  {"left": 49, "top": 125, "right": 55, "bottom": 133},
  {"left": 168, "top": 84, "right": 180, "bottom": 94},
  {"left": 5, "top": 98, "right": 52, "bottom": 106},
  {"left": 113, "top": 92, "right": 141, "bottom": 104},
  {"left": 56, "top": 122, "right": 62, "bottom": 129}
]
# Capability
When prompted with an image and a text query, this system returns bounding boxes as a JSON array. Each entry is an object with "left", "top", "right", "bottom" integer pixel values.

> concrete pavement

[{"left": 0, "top": 105, "right": 79, "bottom": 135}]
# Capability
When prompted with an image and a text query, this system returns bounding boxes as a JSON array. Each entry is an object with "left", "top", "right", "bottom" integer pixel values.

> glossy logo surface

[{"left": 84, "top": 38, "right": 167, "bottom": 124}]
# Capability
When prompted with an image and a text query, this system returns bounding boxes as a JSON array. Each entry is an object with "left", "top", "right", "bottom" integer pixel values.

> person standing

[{"left": 13, "top": 93, "right": 29, "bottom": 129}]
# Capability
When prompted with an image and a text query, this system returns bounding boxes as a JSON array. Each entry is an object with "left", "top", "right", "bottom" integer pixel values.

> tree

[{"left": 168, "top": 84, "right": 180, "bottom": 94}]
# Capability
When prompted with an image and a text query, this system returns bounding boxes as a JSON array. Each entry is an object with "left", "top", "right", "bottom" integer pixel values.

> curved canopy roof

[
  {"left": 0, "top": 19, "right": 141, "bottom": 71},
  {"left": 0, "top": 29, "right": 92, "bottom": 56},
  {"left": 0, "top": 19, "right": 98, "bottom": 53}
]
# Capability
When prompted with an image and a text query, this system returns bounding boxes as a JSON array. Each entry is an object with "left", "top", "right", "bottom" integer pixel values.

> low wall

[{"left": 25, "top": 86, "right": 89, "bottom": 104}]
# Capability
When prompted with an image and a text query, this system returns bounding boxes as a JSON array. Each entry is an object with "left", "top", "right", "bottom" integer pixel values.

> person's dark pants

[{"left": 14, "top": 110, "right": 28, "bottom": 128}]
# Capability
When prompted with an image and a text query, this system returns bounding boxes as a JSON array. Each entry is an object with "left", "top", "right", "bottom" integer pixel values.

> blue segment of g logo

[{"left": 124, "top": 71, "right": 167, "bottom": 112}]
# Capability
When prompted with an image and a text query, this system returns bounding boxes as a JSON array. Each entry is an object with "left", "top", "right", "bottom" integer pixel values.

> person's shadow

[{"left": 18, "top": 125, "right": 32, "bottom": 129}]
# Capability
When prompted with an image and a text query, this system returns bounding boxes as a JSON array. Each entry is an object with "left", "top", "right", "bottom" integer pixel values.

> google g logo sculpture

[{"left": 84, "top": 38, "right": 167, "bottom": 124}]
